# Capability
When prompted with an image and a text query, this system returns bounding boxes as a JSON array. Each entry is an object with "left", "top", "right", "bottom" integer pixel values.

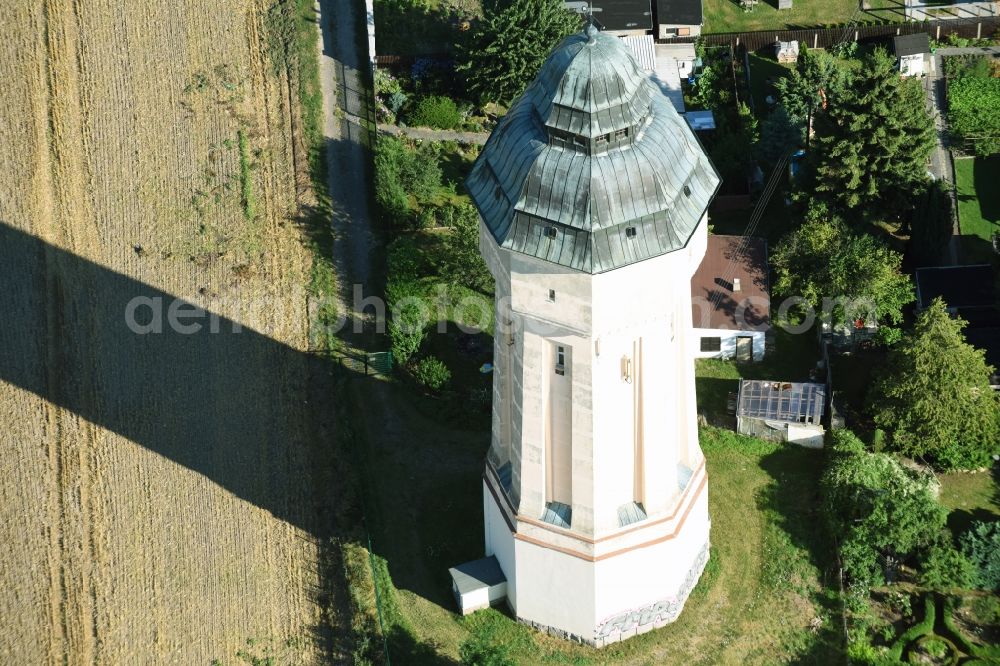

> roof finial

[{"left": 570, "top": 2, "right": 601, "bottom": 39}]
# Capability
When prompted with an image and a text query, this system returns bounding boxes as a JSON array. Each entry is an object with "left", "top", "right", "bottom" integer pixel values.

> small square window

[
  {"left": 615, "top": 128, "right": 628, "bottom": 141},
  {"left": 596, "top": 133, "right": 609, "bottom": 145},
  {"left": 625, "top": 226, "right": 637, "bottom": 239},
  {"left": 700, "top": 337, "right": 722, "bottom": 352},
  {"left": 544, "top": 226, "right": 557, "bottom": 239},
  {"left": 683, "top": 184, "right": 692, "bottom": 197},
  {"left": 548, "top": 289, "right": 556, "bottom": 302}
]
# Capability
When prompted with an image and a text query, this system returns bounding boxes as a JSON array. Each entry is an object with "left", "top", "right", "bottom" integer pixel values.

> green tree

[
  {"left": 812, "top": 49, "right": 935, "bottom": 215},
  {"left": 909, "top": 181, "right": 953, "bottom": 268},
  {"left": 822, "top": 430, "right": 948, "bottom": 588},
  {"left": 771, "top": 214, "right": 914, "bottom": 325},
  {"left": 919, "top": 535, "right": 974, "bottom": 590},
  {"left": 456, "top": 0, "right": 578, "bottom": 105},
  {"left": 960, "top": 520, "right": 1000, "bottom": 590},
  {"left": 870, "top": 299, "right": 1000, "bottom": 469},
  {"left": 758, "top": 105, "right": 803, "bottom": 165},
  {"left": 444, "top": 202, "right": 493, "bottom": 294},
  {"left": 774, "top": 46, "right": 841, "bottom": 124}
]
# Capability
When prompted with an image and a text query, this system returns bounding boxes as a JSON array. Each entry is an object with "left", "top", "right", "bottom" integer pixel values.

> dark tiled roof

[
  {"left": 893, "top": 33, "right": 930, "bottom": 57},
  {"left": 656, "top": 0, "right": 703, "bottom": 26},
  {"left": 915, "top": 264, "right": 996, "bottom": 310},
  {"left": 466, "top": 27, "right": 720, "bottom": 273},
  {"left": 599, "top": 0, "right": 653, "bottom": 31},
  {"left": 690, "top": 235, "right": 770, "bottom": 330}
]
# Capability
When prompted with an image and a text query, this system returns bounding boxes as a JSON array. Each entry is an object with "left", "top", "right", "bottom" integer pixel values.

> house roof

[
  {"left": 690, "top": 235, "right": 770, "bottom": 331},
  {"left": 915, "top": 264, "right": 996, "bottom": 310},
  {"left": 596, "top": 0, "right": 653, "bottom": 31},
  {"left": 466, "top": 25, "right": 720, "bottom": 274},
  {"left": 656, "top": 0, "right": 703, "bottom": 26},
  {"left": 893, "top": 33, "right": 930, "bottom": 57},
  {"left": 621, "top": 34, "right": 657, "bottom": 72},
  {"left": 736, "top": 380, "right": 825, "bottom": 425}
]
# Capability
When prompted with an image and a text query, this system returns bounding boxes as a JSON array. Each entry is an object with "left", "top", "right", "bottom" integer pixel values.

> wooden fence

[
  {"left": 375, "top": 16, "right": 1000, "bottom": 67},
  {"left": 690, "top": 16, "right": 1000, "bottom": 52}
]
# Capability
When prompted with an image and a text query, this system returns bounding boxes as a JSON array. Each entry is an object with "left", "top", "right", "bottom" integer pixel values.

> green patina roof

[{"left": 466, "top": 25, "right": 720, "bottom": 274}]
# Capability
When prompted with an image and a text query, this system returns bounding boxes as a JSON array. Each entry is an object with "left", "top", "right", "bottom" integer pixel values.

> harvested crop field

[{"left": 0, "top": 1, "right": 348, "bottom": 663}]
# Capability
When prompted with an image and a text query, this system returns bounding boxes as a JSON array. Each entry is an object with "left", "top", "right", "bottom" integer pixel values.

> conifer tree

[
  {"left": 870, "top": 299, "right": 1000, "bottom": 470},
  {"left": 456, "top": 0, "right": 579, "bottom": 105},
  {"left": 812, "top": 49, "right": 935, "bottom": 214}
]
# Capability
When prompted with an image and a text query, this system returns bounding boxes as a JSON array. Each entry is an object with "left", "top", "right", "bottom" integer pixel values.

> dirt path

[
  {"left": 317, "top": 0, "right": 375, "bottom": 339},
  {"left": 377, "top": 123, "right": 490, "bottom": 145},
  {"left": 0, "top": 1, "right": 342, "bottom": 663}
]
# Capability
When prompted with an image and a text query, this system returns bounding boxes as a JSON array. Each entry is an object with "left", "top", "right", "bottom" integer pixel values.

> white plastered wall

[{"left": 479, "top": 214, "right": 712, "bottom": 644}]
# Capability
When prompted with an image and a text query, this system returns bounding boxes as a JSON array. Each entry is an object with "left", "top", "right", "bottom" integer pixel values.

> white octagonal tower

[{"left": 465, "top": 25, "right": 721, "bottom": 646}]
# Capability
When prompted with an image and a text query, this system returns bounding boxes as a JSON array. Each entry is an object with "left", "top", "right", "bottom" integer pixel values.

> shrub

[
  {"left": 919, "top": 537, "right": 974, "bottom": 590},
  {"left": 373, "top": 136, "right": 444, "bottom": 224},
  {"left": 386, "top": 279, "right": 428, "bottom": 365},
  {"left": 921, "top": 637, "right": 949, "bottom": 659},
  {"left": 887, "top": 594, "right": 935, "bottom": 661},
  {"left": 960, "top": 520, "right": 1000, "bottom": 590},
  {"left": 946, "top": 57, "right": 1000, "bottom": 157},
  {"left": 822, "top": 434, "right": 947, "bottom": 588},
  {"left": 459, "top": 634, "right": 515, "bottom": 666},
  {"left": 413, "top": 356, "right": 451, "bottom": 391},
  {"left": 406, "top": 95, "right": 462, "bottom": 129},
  {"left": 970, "top": 594, "right": 1000, "bottom": 625}
]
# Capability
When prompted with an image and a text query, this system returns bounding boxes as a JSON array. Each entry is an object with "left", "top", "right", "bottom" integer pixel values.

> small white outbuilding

[
  {"left": 893, "top": 33, "right": 930, "bottom": 77},
  {"left": 449, "top": 556, "right": 508, "bottom": 615}
]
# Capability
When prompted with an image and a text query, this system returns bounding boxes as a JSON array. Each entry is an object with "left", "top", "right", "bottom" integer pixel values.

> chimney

[{"left": 733, "top": 278, "right": 742, "bottom": 292}]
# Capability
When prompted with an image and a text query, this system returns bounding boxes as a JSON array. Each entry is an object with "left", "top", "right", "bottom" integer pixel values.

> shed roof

[
  {"left": 656, "top": 0, "right": 703, "bottom": 25},
  {"left": 691, "top": 235, "right": 770, "bottom": 331},
  {"left": 915, "top": 264, "right": 996, "bottom": 310},
  {"left": 737, "top": 380, "right": 825, "bottom": 425},
  {"left": 448, "top": 556, "right": 506, "bottom": 595},
  {"left": 466, "top": 26, "right": 720, "bottom": 274},
  {"left": 893, "top": 33, "right": 930, "bottom": 57}
]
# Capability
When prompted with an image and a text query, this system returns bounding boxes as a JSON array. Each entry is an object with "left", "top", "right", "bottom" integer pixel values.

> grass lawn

[
  {"left": 354, "top": 394, "right": 843, "bottom": 663},
  {"left": 955, "top": 156, "right": 1000, "bottom": 263},
  {"left": 703, "top": 0, "right": 902, "bottom": 33},
  {"left": 938, "top": 469, "right": 1000, "bottom": 535},
  {"left": 747, "top": 52, "right": 794, "bottom": 114},
  {"left": 347, "top": 323, "right": 839, "bottom": 663}
]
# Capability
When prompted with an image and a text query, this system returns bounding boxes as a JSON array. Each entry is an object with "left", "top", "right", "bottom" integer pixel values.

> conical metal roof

[{"left": 466, "top": 25, "right": 721, "bottom": 274}]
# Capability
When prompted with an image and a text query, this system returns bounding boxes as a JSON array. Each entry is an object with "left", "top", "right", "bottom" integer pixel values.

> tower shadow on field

[{"left": 0, "top": 220, "right": 457, "bottom": 664}]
